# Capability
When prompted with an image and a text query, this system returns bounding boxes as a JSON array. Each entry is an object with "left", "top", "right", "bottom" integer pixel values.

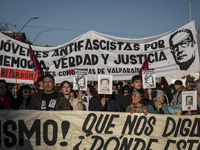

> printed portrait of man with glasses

[{"left": 169, "top": 29, "right": 196, "bottom": 70}]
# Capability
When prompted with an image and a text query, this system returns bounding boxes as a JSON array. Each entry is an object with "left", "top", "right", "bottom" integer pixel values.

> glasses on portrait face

[
  {"left": 171, "top": 37, "right": 191, "bottom": 51},
  {"left": 23, "top": 90, "right": 31, "bottom": 94}
]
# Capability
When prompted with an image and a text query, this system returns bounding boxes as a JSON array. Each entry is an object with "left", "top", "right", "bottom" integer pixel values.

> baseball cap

[
  {"left": 186, "top": 77, "right": 194, "bottom": 83},
  {"left": 174, "top": 80, "right": 182, "bottom": 86}
]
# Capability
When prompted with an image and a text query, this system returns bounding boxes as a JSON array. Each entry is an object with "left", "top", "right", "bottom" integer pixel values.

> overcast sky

[{"left": 0, "top": 0, "right": 200, "bottom": 46}]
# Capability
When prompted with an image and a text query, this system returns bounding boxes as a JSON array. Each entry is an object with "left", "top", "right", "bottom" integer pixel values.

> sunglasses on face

[
  {"left": 23, "top": 90, "right": 31, "bottom": 94},
  {"left": 31, "top": 88, "right": 35, "bottom": 91},
  {"left": 124, "top": 92, "right": 129, "bottom": 94}
]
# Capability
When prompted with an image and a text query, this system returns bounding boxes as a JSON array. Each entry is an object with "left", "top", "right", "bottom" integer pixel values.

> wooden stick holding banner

[{"left": 15, "top": 68, "right": 17, "bottom": 98}]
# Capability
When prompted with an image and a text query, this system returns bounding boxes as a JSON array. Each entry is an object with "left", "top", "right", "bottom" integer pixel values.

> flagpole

[
  {"left": 189, "top": 0, "right": 191, "bottom": 22},
  {"left": 15, "top": 69, "right": 17, "bottom": 98}
]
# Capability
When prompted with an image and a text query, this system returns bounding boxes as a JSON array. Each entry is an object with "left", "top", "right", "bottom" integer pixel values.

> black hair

[
  {"left": 100, "top": 78, "right": 109, "bottom": 84},
  {"left": 17, "top": 85, "right": 31, "bottom": 108},
  {"left": 131, "top": 75, "right": 142, "bottom": 83},
  {"left": 87, "top": 84, "right": 95, "bottom": 95},
  {"left": 70, "top": 90, "right": 77, "bottom": 98},
  {"left": 60, "top": 81, "right": 72, "bottom": 92},
  {"left": 169, "top": 29, "right": 195, "bottom": 50},
  {"left": 37, "top": 76, "right": 44, "bottom": 87},
  {"left": 43, "top": 74, "right": 54, "bottom": 83},
  {"left": 122, "top": 85, "right": 131, "bottom": 94},
  {"left": 0, "top": 80, "right": 18, "bottom": 109}
]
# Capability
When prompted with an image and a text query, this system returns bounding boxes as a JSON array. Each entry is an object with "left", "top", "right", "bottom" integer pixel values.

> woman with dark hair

[
  {"left": 85, "top": 84, "right": 95, "bottom": 96},
  {"left": 0, "top": 80, "right": 17, "bottom": 110},
  {"left": 17, "top": 85, "right": 31, "bottom": 109},
  {"left": 126, "top": 89, "right": 148, "bottom": 113},
  {"left": 60, "top": 81, "right": 83, "bottom": 110},
  {"left": 9, "top": 84, "right": 18, "bottom": 98}
]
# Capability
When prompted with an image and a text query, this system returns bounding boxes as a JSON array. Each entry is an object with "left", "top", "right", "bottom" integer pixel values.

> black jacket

[
  {"left": 89, "top": 92, "right": 123, "bottom": 112},
  {"left": 28, "top": 91, "right": 71, "bottom": 110}
]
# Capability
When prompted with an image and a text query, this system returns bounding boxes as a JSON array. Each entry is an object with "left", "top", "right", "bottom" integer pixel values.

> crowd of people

[{"left": 0, "top": 73, "right": 200, "bottom": 115}]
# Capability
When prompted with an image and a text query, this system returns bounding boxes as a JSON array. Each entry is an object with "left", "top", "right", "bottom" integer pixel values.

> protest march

[{"left": 0, "top": 21, "right": 200, "bottom": 149}]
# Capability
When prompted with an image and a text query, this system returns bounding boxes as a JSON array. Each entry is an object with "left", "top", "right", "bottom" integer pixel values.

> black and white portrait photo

[
  {"left": 73, "top": 69, "right": 88, "bottom": 91},
  {"left": 186, "top": 96, "right": 193, "bottom": 105},
  {"left": 169, "top": 29, "right": 196, "bottom": 70},
  {"left": 98, "top": 75, "right": 113, "bottom": 94},
  {"left": 182, "top": 91, "right": 197, "bottom": 111},
  {"left": 142, "top": 69, "right": 156, "bottom": 89}
]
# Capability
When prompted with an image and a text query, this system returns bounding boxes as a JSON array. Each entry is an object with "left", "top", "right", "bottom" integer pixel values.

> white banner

[
  {"left": 0, "top": 110, "right": 200, "bottom": 149},
  {"left": 0, "top": 21, "right": 199, "bottom": 83}
]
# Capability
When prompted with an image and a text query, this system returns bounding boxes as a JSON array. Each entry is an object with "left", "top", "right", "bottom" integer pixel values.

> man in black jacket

[
  {"left": 89, "top": 85, "right": 123, "bottom": 112},
  {"left": 28, "top": 74, "right": 70, "bottom": 110}
]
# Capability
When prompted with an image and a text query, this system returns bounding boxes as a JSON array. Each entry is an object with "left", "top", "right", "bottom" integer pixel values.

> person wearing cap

[
  {"left": 171, "top": 80, "right": 183, "bottom": 103},
  {"left": 147, "top": 90, "right": 171, "bottom": 114},
  {"left": 185, "top": 79, "right": 200, "bottom": 115},
  {"left": 183, "top": 77, "right": 194, "bottom": 91}
]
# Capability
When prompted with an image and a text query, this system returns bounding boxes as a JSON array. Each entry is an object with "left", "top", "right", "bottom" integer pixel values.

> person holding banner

[
  {"left": 126, "top": 89, "right": 148, "bottom": 114},
  {"left": 16, "top": 85, "right": 31, "bottom": 109},
  {"left": 185, "top": 79, "right": 200, "bottom": 115},
  {"left": 89, "top": 86, "right": 123, "bottom": 112},
  {"left": 121, "top": 86, "right": 132, "bottom": 112},
  {"left": 183, "top": 77, "right": 194, "bottom": 92},
  {"left": 28, "top": 74, "right": 71, "bottom": 110},
  {"left": 0, "top": 80, "right": 17, "bottom": 110},
  {"left": 60, "top": 81, "right": 83, "bottom": 110},
  {"left": 147, "top": 90, "right": 171, "bottom": 114}
]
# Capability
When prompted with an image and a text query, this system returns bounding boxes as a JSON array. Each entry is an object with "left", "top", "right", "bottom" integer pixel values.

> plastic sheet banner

[
  {"left": 0, "top": 110, "right": 200, "bottom": 149},
  {"left": 0, "top": 21, "right": 199, "bottom": 83},
  {"left": 0, "top": 68, "right": 38, "bottom": 81}
]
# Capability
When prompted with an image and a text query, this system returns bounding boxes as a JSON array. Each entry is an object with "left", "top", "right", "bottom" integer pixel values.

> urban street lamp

[
  {"left": 18, "top": 17, "right": 39, "bottom": 33},
  {"left": 34, "top": 29, "right": 52, "bottom": 45}
]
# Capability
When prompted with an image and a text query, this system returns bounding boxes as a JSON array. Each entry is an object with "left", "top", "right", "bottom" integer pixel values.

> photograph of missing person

[
  {"left": 98, "top": 75, "right": 113, "bottom": 94},
  {"left": 186, "top": 96, "right": 193, "bottom": 105},
  {"left": 182, "top": 91, "right": 197, "bottom": 111},
  {"left": 73, "top": 69, "right": 88, "bottom": 91},
  {"left": 142, "top": 69, "right": 156, "bottom": 89}
]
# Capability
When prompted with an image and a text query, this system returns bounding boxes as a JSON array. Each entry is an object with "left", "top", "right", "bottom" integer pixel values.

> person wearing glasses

[
  {"left": 169, "top": 29, "right": 196, "bottom": 70},
  {"left": 16, "top": 85, "right": 31, "bottom": 109},
  {"left": 28, "top": 74, "right": 71, "bottom": 110}
]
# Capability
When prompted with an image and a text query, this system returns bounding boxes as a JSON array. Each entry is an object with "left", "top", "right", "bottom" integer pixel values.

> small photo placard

[
  {"left": 73, "top": 69, "right": 88, "bottom": 91},
  {"left": 98, "top": 75, "right": 113, "bottom": 94},
  {"left": 142, "top": 69, "right": 156, "bottom": 89},
  {"left": 182, "top": 91, "right": 197, "bottom": 111}
]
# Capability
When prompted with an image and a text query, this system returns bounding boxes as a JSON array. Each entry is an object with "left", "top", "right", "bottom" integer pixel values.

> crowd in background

[{"left": 0, "top": 73, "right": 200, "bottom": 116}]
